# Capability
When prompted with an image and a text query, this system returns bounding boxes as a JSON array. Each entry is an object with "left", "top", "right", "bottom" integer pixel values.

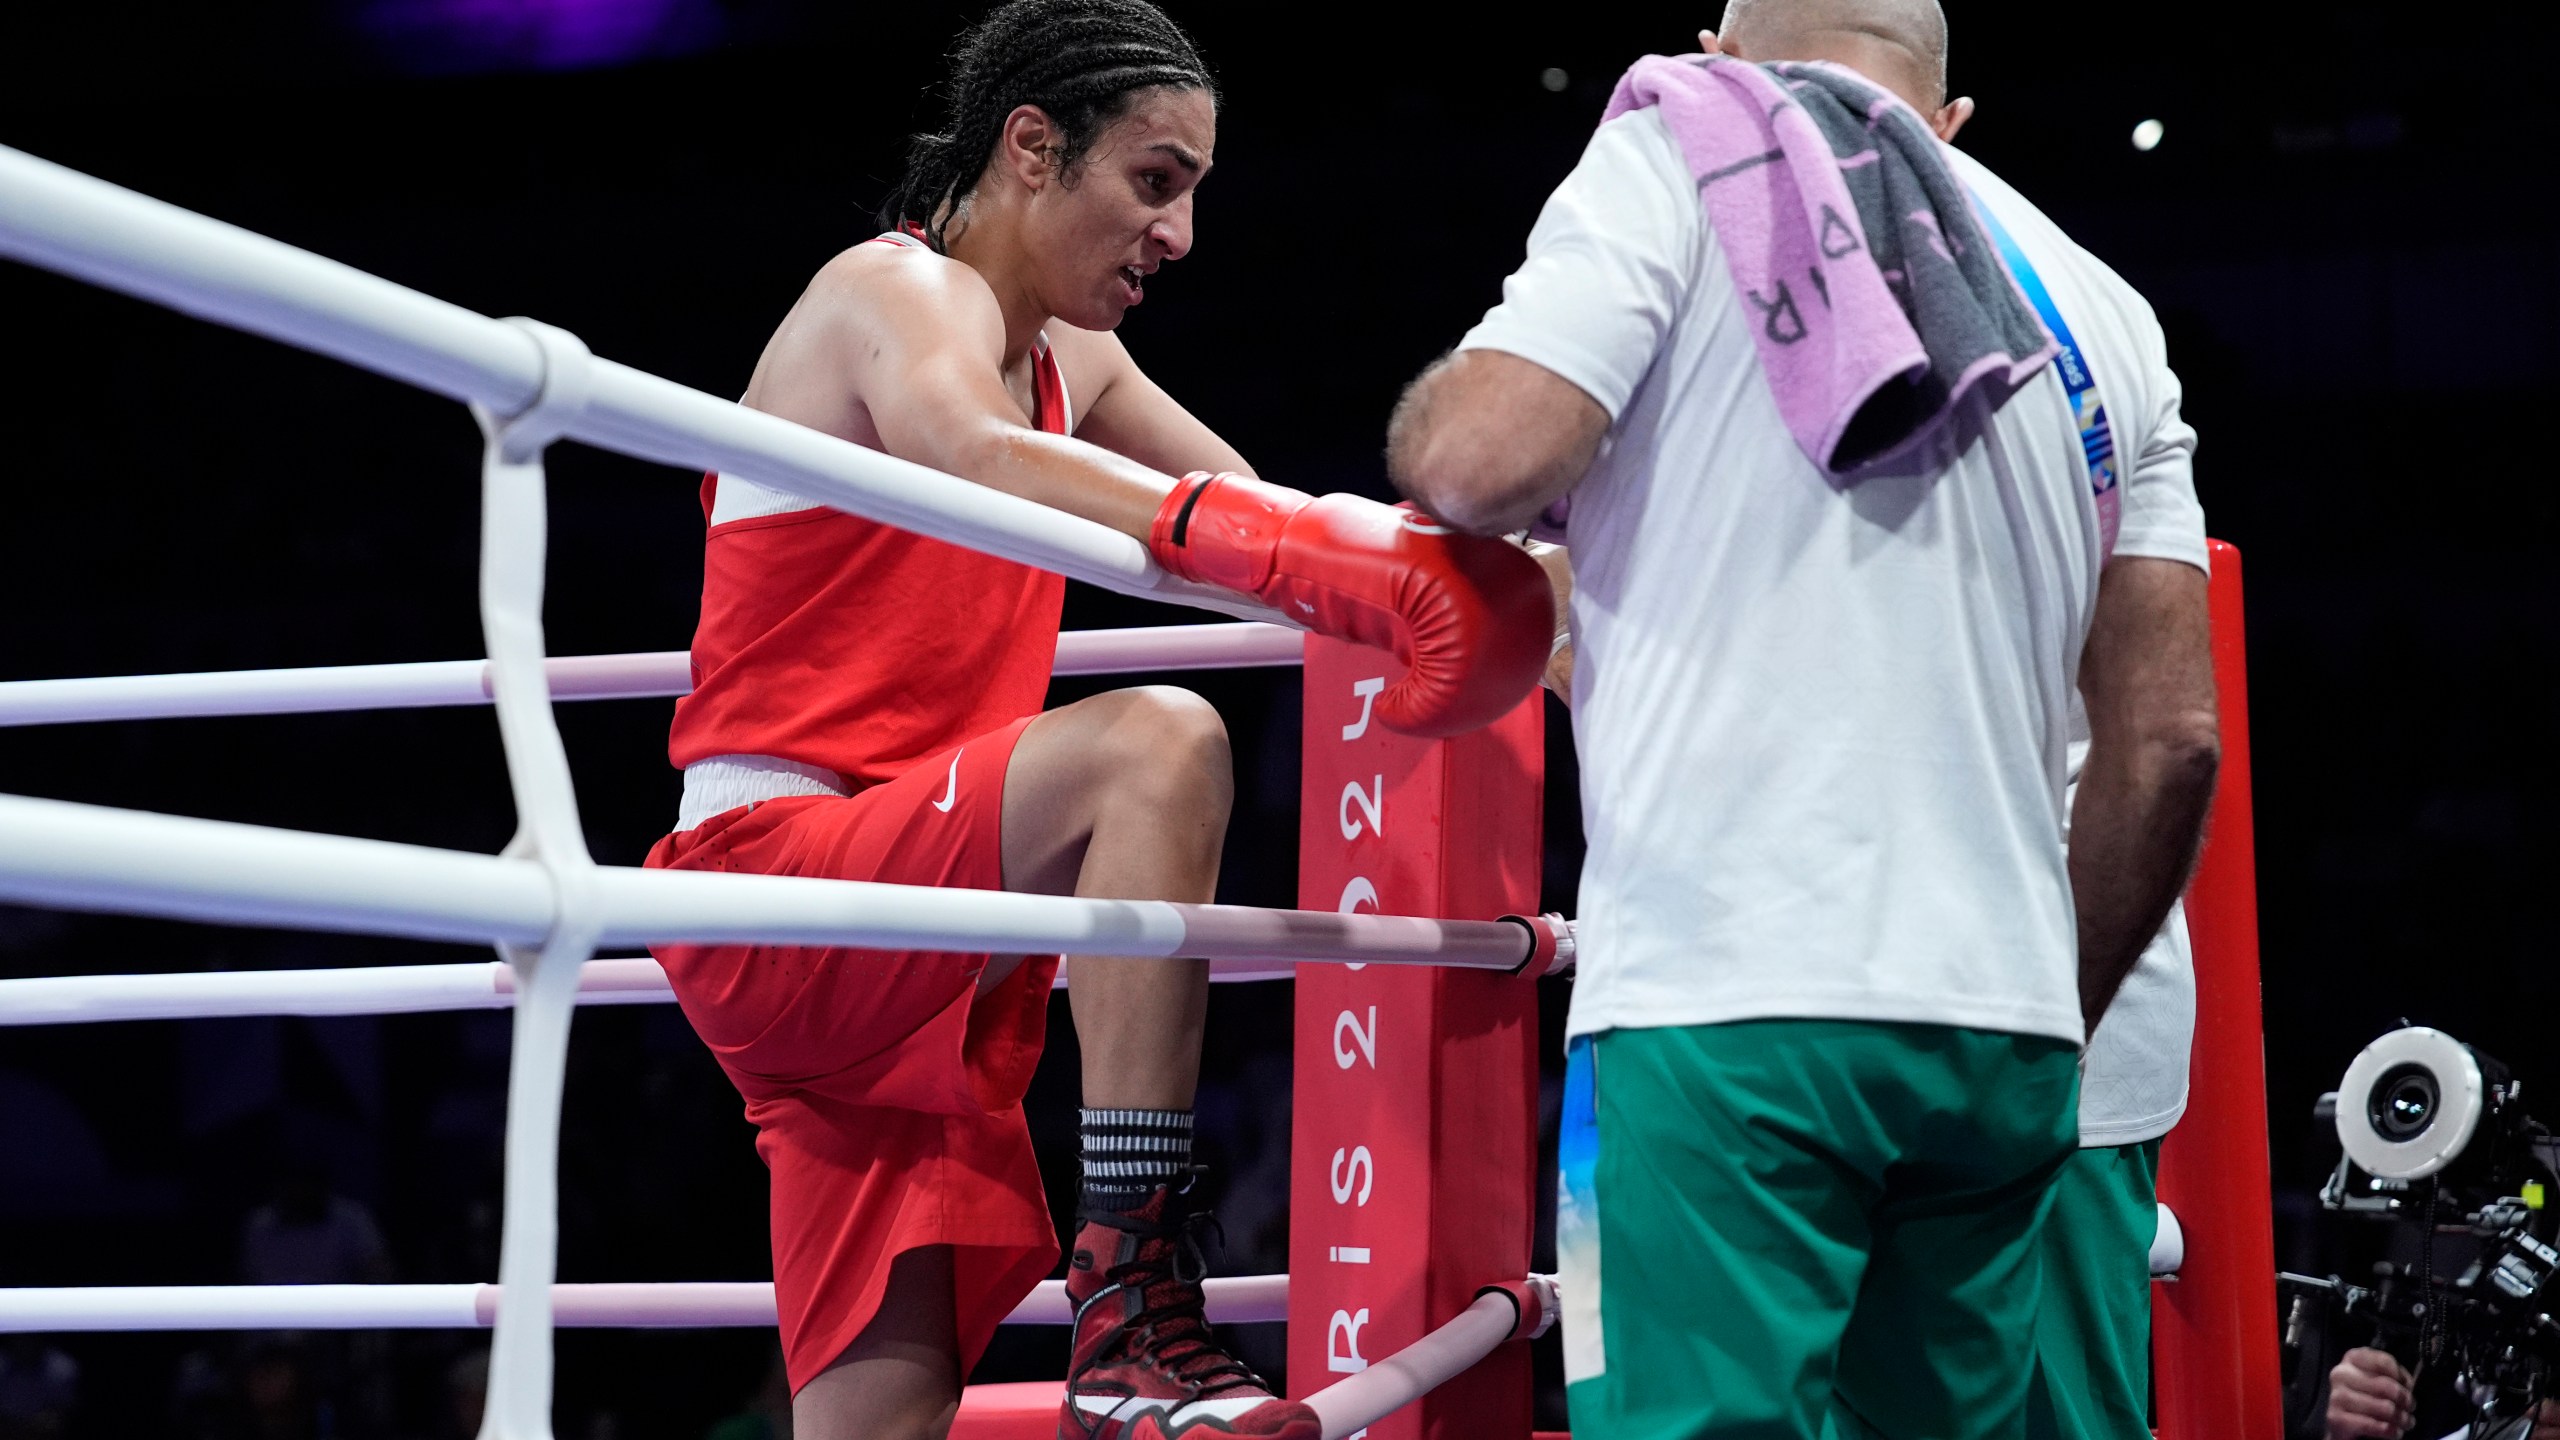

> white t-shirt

[
  {"left": 2073, "top": 853, "right": 2195, "bottom": 1145},
  {"left": 1462, "top": 110, "right": 2208, "bottom": 1063}
]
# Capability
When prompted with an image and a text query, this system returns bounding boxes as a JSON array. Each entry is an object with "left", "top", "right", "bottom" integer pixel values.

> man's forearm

[
  {"left": 2070, "top": 554, "right": 2218, "bottom": 1036},
  {"left": 1387, "top": 350, "right": 1607, "bottom": 535},
  {"left": 2068, "top": 731, "right": 2219, "bottom": 1034}
]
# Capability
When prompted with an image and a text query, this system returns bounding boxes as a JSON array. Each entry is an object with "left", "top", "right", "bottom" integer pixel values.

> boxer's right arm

[
  {"left": 767, "top": 250, "right": 1552, "bottom": 737},
  {"left": 800, "top": 249, "right": 1181, "bottom": 539}
]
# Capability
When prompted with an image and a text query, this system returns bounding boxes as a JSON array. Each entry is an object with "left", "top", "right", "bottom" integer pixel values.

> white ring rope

[
  {"left": 0, "top": 791, "right": 1563, "bottom": 966},
  {"left": 0, "top": 956, "right": 1334, "bottom": 1027},
  {"left": 1304, "top": 1277, "right": 1558, "bottom": 1440},
  {"left": 0, "top": 623, "right": 1305, "bottom": 729},
  {"left": 0, "top": 1270, "right": 1561, "bottom": 1440},
  {"left": 0, "top": 958, "right": 667, "bottom": 1024},
  {"left": 0, "top": 144, "right": 1285, "bottom": 629},
  {"left": 0, "top": 1275, "right": 1292, "bottom": 1333}
]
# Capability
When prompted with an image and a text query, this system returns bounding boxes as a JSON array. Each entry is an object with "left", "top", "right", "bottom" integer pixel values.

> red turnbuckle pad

[
  {"left": 1497, "top": 913, "right": 1575, "bottom": 978},
  {"left": 1472, "top": 1276, "right": 1560, "bottom": 1342}
]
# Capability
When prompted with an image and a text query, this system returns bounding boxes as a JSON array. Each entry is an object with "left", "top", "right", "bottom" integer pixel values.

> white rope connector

[
  {"left": 486, "top": 317, "right": 593, "bottom": 463},
  {"left": 469, "top": 318, "right": 602, "bottom": 1440},
  {"left": 471, "top": 316, "right": 602, "bottom": 947}
]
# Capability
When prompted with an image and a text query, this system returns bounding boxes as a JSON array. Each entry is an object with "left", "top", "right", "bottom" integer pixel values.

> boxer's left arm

[{"left": 1049, "top": 325, "right": 1257, "bottom": 480}]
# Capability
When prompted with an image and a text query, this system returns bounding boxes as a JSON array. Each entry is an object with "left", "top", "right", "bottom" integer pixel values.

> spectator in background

[
  {"left": 240, "top": 1161, "right": 392, "bottom": 1287},
  {"left": 235, "top": 1158, "right": 395, "bottom": 1438},
  {"left": 439, "top": 1350, "right": 489, "bottom": 1440},
  {"left": 0, "top": 1335, "right": 78, "bottom": 1440},
  {"left": 238, "top": 1341, "right": 318, "bottom": 1440},
  {"left": 170, "top": 1339, "right": 323, "bottom": 1440}
]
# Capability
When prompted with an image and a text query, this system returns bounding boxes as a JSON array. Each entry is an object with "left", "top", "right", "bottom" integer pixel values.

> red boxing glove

[{"left": 1149, "top": 472, "right": 1551, "bottom": 738}]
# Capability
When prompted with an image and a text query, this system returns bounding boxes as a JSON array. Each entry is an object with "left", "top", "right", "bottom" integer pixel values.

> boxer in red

[{"left": 643, "top": 4, "right": 1550, "bottom": 1438}]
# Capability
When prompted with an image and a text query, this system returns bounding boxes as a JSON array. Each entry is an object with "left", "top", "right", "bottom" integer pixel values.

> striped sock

[{"left": 1079, "top": 1107, "right": 1194, "bottom": 1213}]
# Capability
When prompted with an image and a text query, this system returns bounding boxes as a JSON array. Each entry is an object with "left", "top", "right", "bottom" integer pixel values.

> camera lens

[
  {"left": 2338, "top": 1029, "right": 2489, "bottom": 1180},
  {"left": 2370, "top": 1063, "right": 2440, "bottom": 1141}
]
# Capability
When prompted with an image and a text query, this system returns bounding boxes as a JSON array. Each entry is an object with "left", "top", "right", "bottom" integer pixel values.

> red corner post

[
  {"left": 2153, "top": 539, "right": 2284, "bottom": 1440},
  {"left": 1290, "top": 636, "right": 1544, "bottom": 1440}
]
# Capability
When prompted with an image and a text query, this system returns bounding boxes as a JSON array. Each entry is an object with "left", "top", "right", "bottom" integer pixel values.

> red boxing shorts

[{"left": 643, "top": 715, "right": 1059, "bottom": 1392}]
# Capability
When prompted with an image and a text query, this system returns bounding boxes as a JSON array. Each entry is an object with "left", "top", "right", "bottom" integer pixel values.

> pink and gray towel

[{"left": 1604, "top": 53, "right": 2055, "bottom": 476}]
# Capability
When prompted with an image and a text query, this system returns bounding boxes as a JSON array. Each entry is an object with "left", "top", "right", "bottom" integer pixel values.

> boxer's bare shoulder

[{"left": 739, "top": 240, "right": 1010, "bottom": 450}]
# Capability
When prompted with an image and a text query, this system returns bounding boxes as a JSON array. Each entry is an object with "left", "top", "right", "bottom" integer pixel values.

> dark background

[{"left": 1, "top": 2, "right": 2553, "bottom": 1436}]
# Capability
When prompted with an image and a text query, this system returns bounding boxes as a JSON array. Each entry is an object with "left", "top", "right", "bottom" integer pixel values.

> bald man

[{"left": 1390, "top": 3, "right": 2219, "bottom": 1438}]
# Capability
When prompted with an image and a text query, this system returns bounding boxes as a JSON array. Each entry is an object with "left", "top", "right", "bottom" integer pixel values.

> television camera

[{"left": 2281, "top": 1027, "right": 2560, "bottom": 1436}]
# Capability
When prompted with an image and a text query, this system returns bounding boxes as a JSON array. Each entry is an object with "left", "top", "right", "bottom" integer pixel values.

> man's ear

[
  {"left": 996, "top": 104, "right": 1061, "bottom": 189},
  {"left": 1932, "top": 95, "right": 1975, "bottom": 143}
]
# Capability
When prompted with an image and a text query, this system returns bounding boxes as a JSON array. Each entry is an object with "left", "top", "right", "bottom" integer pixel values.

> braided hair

[{"left": 880, "top": 0, "right": 1217, "bottom": 253}]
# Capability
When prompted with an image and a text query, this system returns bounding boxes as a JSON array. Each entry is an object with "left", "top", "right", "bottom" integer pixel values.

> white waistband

[{"left": 675, "top": 754, "right": 848, "bottom": 832}]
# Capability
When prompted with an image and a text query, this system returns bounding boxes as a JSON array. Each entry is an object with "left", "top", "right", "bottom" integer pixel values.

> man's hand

[{"left": 2326, "top": 1348, "right": 2416, "bottom": 1440}]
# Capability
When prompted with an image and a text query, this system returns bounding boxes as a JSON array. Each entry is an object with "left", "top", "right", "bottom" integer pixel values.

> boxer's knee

[
  {"left": 1005, "top": 688, "right": 1232, "bottom": 894},
  {"left": 1093, "top": 685, "right": 1233, "bottom": 829}
]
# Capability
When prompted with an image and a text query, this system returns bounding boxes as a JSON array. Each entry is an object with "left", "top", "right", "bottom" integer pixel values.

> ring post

[
  {"left": 2152, "top": 539, "right": 2283, "bottom": 1440},
  {"left": 1289, "top": 638, "right": 1544, "bottom": 1439}
]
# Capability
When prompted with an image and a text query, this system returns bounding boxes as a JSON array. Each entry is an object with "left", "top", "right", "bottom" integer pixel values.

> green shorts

[
  {"left": 2026, "top": 1140, "right": 2162, "bottom": 1440},
  {"left": 1560, "top": 1018, "right": 2081, "bottom": 1440}
]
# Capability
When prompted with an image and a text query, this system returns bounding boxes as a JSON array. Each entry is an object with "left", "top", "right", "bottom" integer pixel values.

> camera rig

[{"left": 2281, "top": 1027, "right": 2560, "bottom": 1435}]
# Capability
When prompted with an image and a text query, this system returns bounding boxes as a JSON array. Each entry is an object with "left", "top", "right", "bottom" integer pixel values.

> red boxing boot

[{"left": 1060, "top": 1180, "right": 1318, "bottom": 1440}]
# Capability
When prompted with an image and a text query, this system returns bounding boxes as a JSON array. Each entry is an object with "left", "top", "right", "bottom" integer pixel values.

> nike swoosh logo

[{"left": 931, "top": 751, "right": 962, "bottom": 813}]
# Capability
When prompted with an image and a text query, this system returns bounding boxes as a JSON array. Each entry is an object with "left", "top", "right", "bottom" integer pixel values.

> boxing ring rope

[
  {"left": 0, "top": 1276, "right": 1293, "bottom": 1333},
  {"left": 0, "top": 140, "right": 1568, "bottom": 1440},
  {"left": 0, "top": 622, "right": 1305, "bottom": 728},
  {"left": 0, "top": 954, "right": 1336, "bottom": 1026},
  {"left": 1305, "top": 1280, "right": 1555, "bottom": 1440},
  {"left": 0, "top": 957, "right": 675, "bottom": 1024},
  {"left": 0, "top": 790, "right": 1569, "bottom": 968},
  {"left": 0, "top": 1275, "right": 1555, "bottom": 1440},
  {"left": 0, "top": 146, "right": 1278, "bottom": 629}
]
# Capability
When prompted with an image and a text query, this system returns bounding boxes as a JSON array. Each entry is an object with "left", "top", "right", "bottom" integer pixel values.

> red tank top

[{"left": 668, "top": 235, "right": 1070, "bottom": 788}]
